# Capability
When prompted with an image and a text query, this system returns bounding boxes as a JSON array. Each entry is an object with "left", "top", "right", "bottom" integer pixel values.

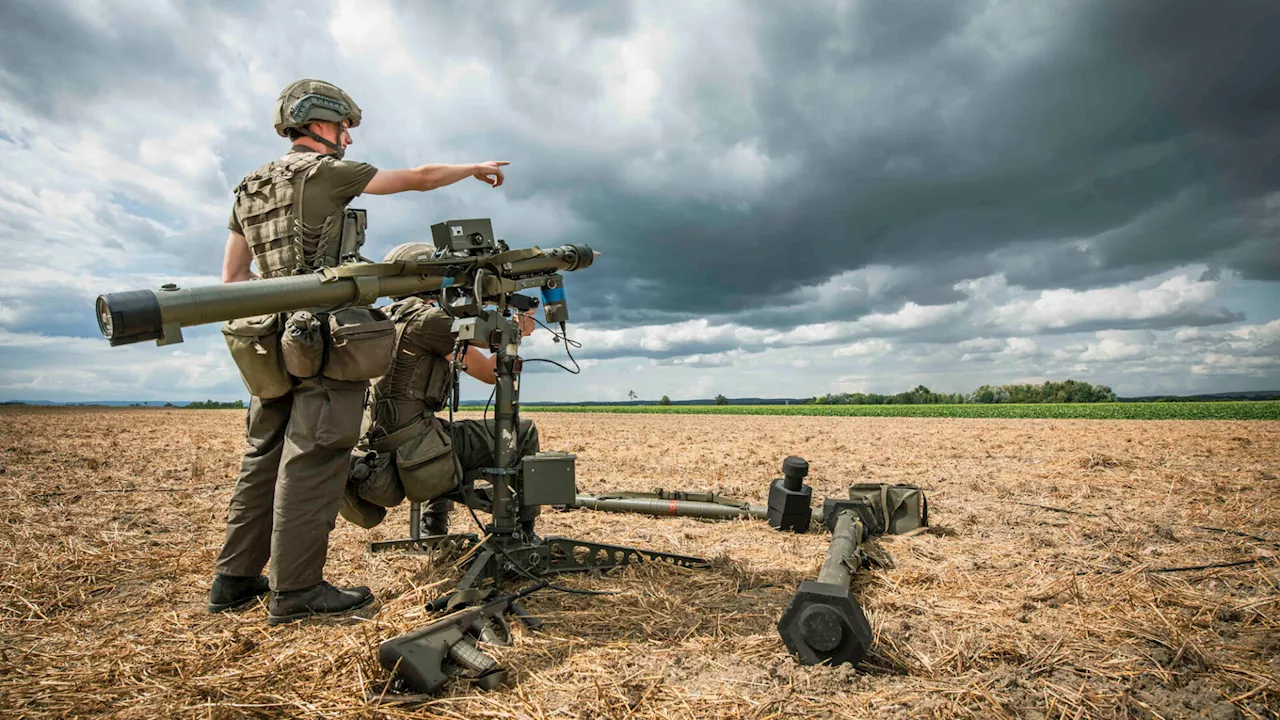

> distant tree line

[
  {"left": 184, "top": 399, "right": 246, "bottom": 409},
  {"left": 807, "top": 380, "right": 1117, "bottom": 405}
]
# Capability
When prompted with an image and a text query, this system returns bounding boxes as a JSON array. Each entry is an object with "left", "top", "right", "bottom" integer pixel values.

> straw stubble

[{"left": 0, "top": 408, "right": 1276, "bottom": 718}]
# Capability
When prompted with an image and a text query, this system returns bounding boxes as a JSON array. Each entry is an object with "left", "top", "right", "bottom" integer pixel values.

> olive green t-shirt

[{"left": 227, "top": 146, "right": 378, "bottom": 234}]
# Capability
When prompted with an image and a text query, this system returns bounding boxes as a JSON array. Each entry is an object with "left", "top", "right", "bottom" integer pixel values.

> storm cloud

[{"left": 0, "top": 0, "right": 1276, "bottom": 402}]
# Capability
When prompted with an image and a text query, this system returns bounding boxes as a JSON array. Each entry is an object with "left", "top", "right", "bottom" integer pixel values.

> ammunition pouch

[
  {"left": 839, "top": 483, "right": 928, "bottom": 536},
  {"left": 372, "top": 415, "right": 459, "bottom": 503},
  {"left": 322, "top": 307, "right": 396, "bottom": 382},
  {"left": 222, "top": 313, "right": 292, "bottom": 399},
  {"left": 280, "top": 310, "right": 325, "bottom": 378}
]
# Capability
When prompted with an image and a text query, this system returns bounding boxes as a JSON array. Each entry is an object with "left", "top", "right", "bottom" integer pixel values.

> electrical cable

[{"left": 521, "top": 316, "right": 582, "bottom": 374}]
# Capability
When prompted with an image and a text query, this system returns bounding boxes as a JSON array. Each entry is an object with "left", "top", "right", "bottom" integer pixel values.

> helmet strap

[{"left": 300, "top": 124, "right": 345, "bottom": 160}]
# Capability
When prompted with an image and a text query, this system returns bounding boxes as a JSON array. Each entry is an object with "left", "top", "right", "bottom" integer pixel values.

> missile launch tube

[
  {"left": 573, "top": 494, "right": 767, "bottom": 520},
  {"left": 817, "top": 510, "right": 864, "bottom": 587},
  {"left": 95, "top": 244, "right": 595, "bottom": 347}
]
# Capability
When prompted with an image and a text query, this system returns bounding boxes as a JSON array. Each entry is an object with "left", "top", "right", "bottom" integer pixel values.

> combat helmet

[
  {"left": 384, "top": 242, "right": 438, "bottom": 264},
  {"left": 273, "top": 79, "right": 362, "bottom": 159}
]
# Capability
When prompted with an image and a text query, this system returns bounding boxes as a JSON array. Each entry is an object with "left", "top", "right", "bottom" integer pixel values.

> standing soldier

[{"left": 209, "top": 78, "right": 509, "bottom": 625}]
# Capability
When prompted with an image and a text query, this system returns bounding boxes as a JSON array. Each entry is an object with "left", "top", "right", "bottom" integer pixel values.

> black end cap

[
  {"left": 96, "top": 291, "right": 163, "bottom": 346},
  {"left": 781, "top": 456, "right": 809, "bottom": 490},
  {"left": 767, "top": 477, "right": 813, "bottom": 533},
  {"left": 777, "top": 580, "right": 872, "bottom": 667}
]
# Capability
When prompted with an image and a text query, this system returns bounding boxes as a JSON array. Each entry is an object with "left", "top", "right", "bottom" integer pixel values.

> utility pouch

[
  {"left": 846, "top": 483, "right": 928, "bottom": 535},
  {"left": 323, "top": 306, "right": 395, "bottom": 382},
  {"left": 340, "top": 481, "right": 388, "bottom": 529},
  {"left": 222, "top": 313, "right": 292, "bottom": 399},
  {"left": 280, "top": 310, "right": 325, "bottom": 378},
  {"left": 385, "top": 417, "right": 458, "bottom": 502},
  {"left": 351, "top": 450, "right": 405, "bottom": 508},
  {"left": 423, "top": 355, "right": 453, "bottom": 412}
]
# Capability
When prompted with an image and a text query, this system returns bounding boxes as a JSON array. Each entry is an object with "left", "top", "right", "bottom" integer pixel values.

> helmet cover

[{"left": 273, "top": 79, "right": 363, "bottom": 137}]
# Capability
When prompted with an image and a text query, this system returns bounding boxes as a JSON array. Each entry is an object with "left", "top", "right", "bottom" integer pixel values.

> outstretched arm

[{"left": 364, "top": 161, "right": 509, "bottom": 195}]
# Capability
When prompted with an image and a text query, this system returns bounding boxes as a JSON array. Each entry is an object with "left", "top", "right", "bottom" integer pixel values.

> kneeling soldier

[{"left": 338, "top": 243, "right": 540, "bottom": 536}]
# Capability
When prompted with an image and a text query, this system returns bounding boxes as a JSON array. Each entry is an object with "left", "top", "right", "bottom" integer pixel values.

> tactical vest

[
  {"left": 233, "top": 152, "right": 344, "bottom": 278},
  {"left": 368, "top": 297, "right": 455, "bottom": 432},
  {"left": 348, "top": 296, "right": 458, "bottom": 510}
]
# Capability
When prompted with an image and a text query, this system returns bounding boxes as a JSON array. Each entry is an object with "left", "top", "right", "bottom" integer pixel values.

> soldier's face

[{"left": 316, "top": 120, "right": 353, "bottom": 149}]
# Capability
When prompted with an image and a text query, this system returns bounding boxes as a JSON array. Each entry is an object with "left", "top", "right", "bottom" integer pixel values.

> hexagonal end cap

[{"left": 777, "top": 580, "right": 872, "bottom": 667}]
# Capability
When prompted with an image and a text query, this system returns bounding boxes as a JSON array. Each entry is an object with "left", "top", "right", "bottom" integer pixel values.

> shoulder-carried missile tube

[{"left": 95, "top": 244, "right": 595, "bottom": 347}]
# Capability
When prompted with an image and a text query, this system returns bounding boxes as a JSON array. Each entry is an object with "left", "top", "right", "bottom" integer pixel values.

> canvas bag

[
  {"left": 369, "top": 415, "right": 459, "bottom": 503},
  {"left": 280, "top": 310, "right": 325, "bottom": 379},
  {"left": 846, "top": 483, "right": 928, "bottom": 535},
  {"left": 222, "top": 313, "right": 292, "bottom": 399},
  {"left": 322, "top": 306, "right": 396, "bottom": 382}
]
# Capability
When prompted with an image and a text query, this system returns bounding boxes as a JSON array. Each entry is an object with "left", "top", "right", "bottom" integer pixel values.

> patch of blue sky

[
  {"left": 106, "top": 192, "right": 175, "bottom": 225},
  {"left": 1218, "top": 279, "right": 1280, "bottom": 327}
]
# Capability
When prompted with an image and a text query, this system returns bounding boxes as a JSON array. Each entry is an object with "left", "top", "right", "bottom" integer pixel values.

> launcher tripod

[{"left": 366, "top": 229, "right": 708, "bottom": 605}]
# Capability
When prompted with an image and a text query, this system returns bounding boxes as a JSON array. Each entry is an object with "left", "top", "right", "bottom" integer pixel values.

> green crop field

[{"left": 523, "top": 401, "right": 1280, "bottom": 420}]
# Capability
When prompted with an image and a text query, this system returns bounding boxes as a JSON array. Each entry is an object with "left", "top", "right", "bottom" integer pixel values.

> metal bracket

[{"left": 353, "top": 275, "right": 380, "bottom": 305}]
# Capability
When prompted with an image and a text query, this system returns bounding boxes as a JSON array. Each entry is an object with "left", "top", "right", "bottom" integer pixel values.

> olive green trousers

[
  {"left": 442, "top": 417, "right": 540, "bottom": 476},
  {"left": 214, "top": 377, "right": 367, "bottom": 592}
]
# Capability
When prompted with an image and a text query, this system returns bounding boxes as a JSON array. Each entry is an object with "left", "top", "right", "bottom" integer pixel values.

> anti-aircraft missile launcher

[{"left": 95, "top": 218, "right": 594, "bottom": 346}]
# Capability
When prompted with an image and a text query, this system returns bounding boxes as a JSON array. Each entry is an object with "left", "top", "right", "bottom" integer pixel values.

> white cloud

[
  {"left": 986, "top": 273, "right": 1236, "bottom": 332},
  {"left": 1080, "top": 335, "right": 1149, "bottom": 362},
  {"left": 833, "top": 339, "right": 893, "bottom": 357}
]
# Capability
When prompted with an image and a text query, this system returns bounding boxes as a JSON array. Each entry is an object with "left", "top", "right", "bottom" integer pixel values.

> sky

[{"left": 0, "top": 0, "right": 1277, "bottom": 403}]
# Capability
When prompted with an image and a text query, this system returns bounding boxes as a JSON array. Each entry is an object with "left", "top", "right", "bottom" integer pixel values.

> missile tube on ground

[{"left": 573, "top": 494, "right": 764, "bottom": 521}]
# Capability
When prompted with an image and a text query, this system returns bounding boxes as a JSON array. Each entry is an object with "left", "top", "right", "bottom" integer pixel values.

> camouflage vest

[
  {"left": 233, "top": 152, "right": 344, "bottom": 278},
  {"left": 368, "top": 296, "right": 455, "bottom": 434}
]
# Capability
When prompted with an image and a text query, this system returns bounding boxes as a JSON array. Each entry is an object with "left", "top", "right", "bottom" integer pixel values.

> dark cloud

[
  {"left": 452, "top": 0, "right": 1280, "bottom": 321},
  {"left": 0, "top": 1, "right": 221, "bottom": 117},
  {"left": 0, "top": 0, "right": 1276, "bottom": 401}
]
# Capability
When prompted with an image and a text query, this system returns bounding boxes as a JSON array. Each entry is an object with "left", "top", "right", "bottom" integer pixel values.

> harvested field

[{"left": 1, "top": 407, "right": 1277, "bottom": 719}]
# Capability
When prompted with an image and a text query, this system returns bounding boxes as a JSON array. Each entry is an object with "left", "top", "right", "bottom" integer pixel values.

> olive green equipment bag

[
  {"left": 350, "top": 448, "right": 405, "bottom": 508},
  {"left": 323, "top": 307, "right": 396, "bottom": 382},
  {"left": 340, "top": 482, "right": 388, "bottom": 529},
  {"left": 843, "top": 483, "right": 928, "bottom": 536},
  {"left": 222, "top": 313, "right": 292, "bottom": 399},
  {"left": 280, "top": 310, "right": 325, "bottom": 378},
  {"left": 370, "top": 415, "right": 459, "bottom": 503}
]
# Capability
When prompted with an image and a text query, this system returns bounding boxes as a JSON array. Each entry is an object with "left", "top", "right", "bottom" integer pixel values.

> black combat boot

[
  {"left": 518, "top": 504, "right": 540, "bottom": 540},
  {"left": 267, "top": 581, "right": 374, "bottom": 626},
  {"left": 423, "top": 497, "right": 453, "bottom": 536},
  {"left": 207, "top": 574, "right": 271, "bottom": 613}
]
